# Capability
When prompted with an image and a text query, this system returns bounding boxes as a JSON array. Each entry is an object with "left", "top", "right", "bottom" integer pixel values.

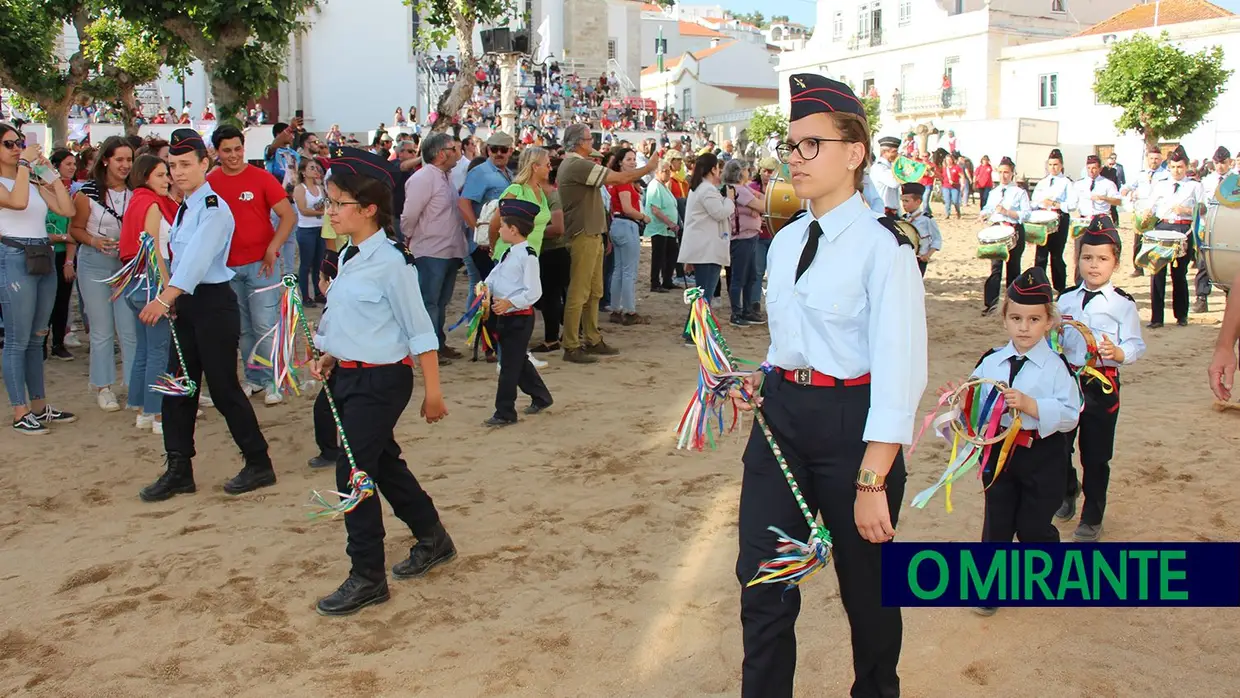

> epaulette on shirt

[
  {"left": 877, "top": 216, "right": 913, "bottom": 247},
  {"left": 204, "top": 195, "right": 219, "bottom": 209},
  {"left": 785, "top": 209, "right": 808, "bottom": 228},
  {"left": 974, "top": 347, "right": 1000, "bottom": 368},
  {"left": 526, "top": 247, "right": 537, "bottom": 257},
  {"left": 1058, "top": 284, "right": 1080, "bottom": 300},
  {"left": 1113, "top": 287, "right": 1135, "bottom": 303},
  {"left": 397, "top": 242, "right": 416, "bottom": 266}
]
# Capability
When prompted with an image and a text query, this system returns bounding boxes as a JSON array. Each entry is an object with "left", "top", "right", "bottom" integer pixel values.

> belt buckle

[{"left": 793, "top": 368, "right": 812, "bottom": 386}]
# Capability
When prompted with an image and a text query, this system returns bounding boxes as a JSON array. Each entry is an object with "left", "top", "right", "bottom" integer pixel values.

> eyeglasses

[
  {"left": 1, "top": 139, "right": 24, "bottom": 150},
  {"left": 489, "top": 146, "right": 511, "bottom": 154},
  {"left": 776, "top": 137, "right": 853, "bottom": 163},
  {"left": 325, "top": 198, "right": 361, "bottom": 211}
]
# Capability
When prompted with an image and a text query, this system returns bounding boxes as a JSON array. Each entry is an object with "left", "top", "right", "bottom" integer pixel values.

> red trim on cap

[
  {"left": 796, "top": 86, "right": 863, "bottom": 106},
  {"left": 790, "top": 96, "right": 837, "bottom": 112}
]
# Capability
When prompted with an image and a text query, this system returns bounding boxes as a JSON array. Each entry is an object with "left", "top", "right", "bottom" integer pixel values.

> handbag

[
  {"left": 1, "top": 236, "right": 54, "bottom": 275},
  {"left": 474, "top": 198, "right": 500, "bottom": 247}
]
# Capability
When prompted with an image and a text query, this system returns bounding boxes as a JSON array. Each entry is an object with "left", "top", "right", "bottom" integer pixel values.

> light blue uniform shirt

[
  {"left": 981, "top": 183, "right": 1032, "bottom": 225},
  {"left": 969, "top": 340, "right": 1082, "bottom": 439},
  {"left": 861, "top": 174, "right": 885, "bottom": 215},
  {"left": 764, "top": 193, "right": 928, "bottom": 445},
  {"left": 168, "top": 183, "right": 237, "bottom": 294},
  {"left": 1056, "top": 283, "right": 1146, "bottom": 369},
  {"left": 313, "top": 232, "right": 439, "bottom": 363},
  {"left": 904, "top": 210, "right": 942, "bottom": 256},
  {"left": 1030, "top": 174, "right": 1073, "bottom": 211}
]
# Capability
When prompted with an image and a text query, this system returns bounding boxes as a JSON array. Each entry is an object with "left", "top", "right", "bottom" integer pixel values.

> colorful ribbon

[
  {"left": 247, "top": 276, "right": 312, "bottom": 396},
  {"left": 1050, "top": 320, "right": 1114, "bottom": 394},
  {"left": 678, "top": 288, "right": 831, "bottom": 590},
  {"left": 909, "top": 379, "right": 1021, "bottom": 512},
  {"left": 448, "top": 282, "right": 495, "bottom": 359}
]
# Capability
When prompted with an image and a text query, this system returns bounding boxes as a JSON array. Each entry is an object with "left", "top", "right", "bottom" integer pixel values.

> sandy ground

[{"left": 3, "top": 202, "right": 1240, "bottom": 698}]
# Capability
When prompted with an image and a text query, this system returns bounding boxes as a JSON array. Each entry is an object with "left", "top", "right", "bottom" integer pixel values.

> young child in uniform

[
  {"left": 946, "top": 267, "right": 1081, "bottom": 616},
  {"left": 1055, "top": 216, "right": 1145, "bottom": 542},
  {"left": 901, "top": 182, "right": 942, "bottom": 276},
  {"left": 483, "top": 199, "right": 554, "bottom": 427}
]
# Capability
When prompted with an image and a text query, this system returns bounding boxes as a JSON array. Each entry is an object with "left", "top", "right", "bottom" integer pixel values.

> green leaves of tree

[
  {"left": 1094, "top": 32, "right": 1232, "bottom": 147},
  {"left": 747, "top": 106, "right": 787, "bottom": 142}
]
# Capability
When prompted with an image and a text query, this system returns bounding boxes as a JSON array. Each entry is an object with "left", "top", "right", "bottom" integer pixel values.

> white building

[
  {"left": 996, "top": 3, "right": 1239, "bottom": 172},
  {"left": 639, "top": 4, "right": 731, "bottom": 68},
  {"left": 776, "top": 0, "right": 1143, "bottom": 133},
  {"left": 765, "top": 22, "right": 812, "bottom": 52},
  {"left": 640, "top": 39, "right": 779, "bottom": 120}
]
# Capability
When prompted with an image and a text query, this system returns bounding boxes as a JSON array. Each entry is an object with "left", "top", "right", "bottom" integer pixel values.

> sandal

[
  {"left": 622, "top": 313, "right": 651, "bottom": 326},
  {"left": 609, "top": 311, "right": 625, "bottom": 324},
  {"left": 530, "top": 341, "right": 561, "bottom": 353}
]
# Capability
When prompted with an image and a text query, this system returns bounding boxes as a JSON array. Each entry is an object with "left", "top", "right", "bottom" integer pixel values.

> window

[
  {"left": 862, "top": 71, "right": 875, "bottom": 96},
  {"left": 1051, "top": 0, "right": 1066, "bottom": 12},
  {"left": 944, "top": 55, "right": 959, "bottom": 82},
  {"left": 950, "top": 0, "right": 963, "bottom": 15},
  {"left": 857, "top": 5, "right": 870, "bottom": 40},
  {"left": 899, "top": 0, "right": 912, "bottom": 26},
  {"left": 682, "top": 87, "right": 692, "bottom": 117},
  {"left": 607, "top": 39, "right": 617, "bottom": 60},
  {"left": 833, "top": 11, "right": 844, "bottom": 41},
  {"left": 1039, "top": 73, "right": 1058, "bottom": 108}
]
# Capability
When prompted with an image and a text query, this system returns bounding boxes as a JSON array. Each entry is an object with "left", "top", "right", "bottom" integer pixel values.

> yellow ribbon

[
  {"left": 983, "top": 415, "right": 1022, "bottom": 491},
  {"left": 1080, "top": 366, "right": 1115, "bottom": 394}
]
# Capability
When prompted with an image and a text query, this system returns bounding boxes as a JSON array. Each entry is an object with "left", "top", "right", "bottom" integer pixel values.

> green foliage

[
  {"left": 0, "top": 0, "right": 76, "bottom": 103},
  {"left": 1094, "top": 32, "right": 1232, "bottom": 147},
  {"left": 729, "top": 11, "right": 765, "bottom": 28},
  {"left": 862, "top": 95, "right": 881, "bottom": 136},
  {"left": 747, "top": 106, "right": 787, "bottom": 143},
  {"left": 771, "top": 15, "right": 790, "bottom": 24},
  {"left": 410, "top": 0, "right": 519, "bottom": 51}
]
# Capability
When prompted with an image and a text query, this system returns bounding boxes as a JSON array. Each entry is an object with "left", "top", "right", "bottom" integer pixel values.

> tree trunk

[
  {"left": 118, "top": 83, "right": 140, "bottom": 137},
  {"left": 45, "top": 104, "right": 70, "bottom": 148},
  {"left": 432, "top": 10, "right": 478, "bottom": 133},
  {"left": 208, "top": 67, "right": 245, "bottom": 128}
]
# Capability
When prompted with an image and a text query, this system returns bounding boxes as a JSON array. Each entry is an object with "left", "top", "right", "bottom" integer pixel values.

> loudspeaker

[
  {"left": 513, "top": 30, "right": 529, "bottom": 54},
  {"left": 481, "top": 27, "right": 513, "bottom": 53}
]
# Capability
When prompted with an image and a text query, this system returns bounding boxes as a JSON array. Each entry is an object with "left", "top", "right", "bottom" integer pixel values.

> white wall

[
  {"left": 696, "top": 43, "right": 779, "bottom": 89},
  {"left": 998, "top": 18, "right": 1240, "bottom": 173},
  {"left": 641, "top": 18, "right": 717, "bottom": 67}
]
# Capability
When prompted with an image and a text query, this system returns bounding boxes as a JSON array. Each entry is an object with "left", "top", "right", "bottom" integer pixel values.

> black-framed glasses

[
  {"left": 1, "top": 139, "right": 24, "bottom": 150},
  {"left": 325, "top": 198, "right": 360, "bottom": 211},
  {"left": 776, "top": 137, "right": 853, "bottom": 163}
]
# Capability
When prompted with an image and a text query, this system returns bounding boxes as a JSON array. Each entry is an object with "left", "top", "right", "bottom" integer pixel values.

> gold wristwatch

[{"left": 856, "top": 469, "right": 886, "bottom": 491}]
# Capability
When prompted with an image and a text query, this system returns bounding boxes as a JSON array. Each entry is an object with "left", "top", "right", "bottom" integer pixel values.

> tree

[
  {"left": 729, "top": 11, "right": 765, "bottom": 28},
  {"left": 110, "top": 0, "right": 321, "bottom": 126},
  {"left": 411, "top": 0, "right": 516, "bottom": 133},
  {"left": 746, "top": 106, "right": 787, "bottom": 143},
  {"left": 1094, "top": 31, "right": 1232, "bottom": 150},
  {"left": 862, "top": 95, "right": 881, "bottom": 136},
  {"left": 0, "top": 0, "right": 93, "bottom": 145},
  {"left": 80, "top": 13, "right": 189, "bottom": 136},
  {"left": 771, "top": 15, "right": 790, "bottom": 24}
]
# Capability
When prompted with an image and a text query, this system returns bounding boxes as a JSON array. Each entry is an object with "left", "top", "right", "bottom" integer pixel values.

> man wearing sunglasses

[{"left": 458, "top": 131, "right": 516, "bottom": 321}]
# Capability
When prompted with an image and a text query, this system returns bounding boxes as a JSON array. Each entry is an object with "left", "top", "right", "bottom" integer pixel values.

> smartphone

[{"left": 295, "top": 109, "right": 304, "bottom": 119}]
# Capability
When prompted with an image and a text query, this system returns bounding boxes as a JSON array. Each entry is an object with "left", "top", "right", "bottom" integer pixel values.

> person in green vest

[{"left": 487, "top": 147, "right": 552, "bottom": 260}]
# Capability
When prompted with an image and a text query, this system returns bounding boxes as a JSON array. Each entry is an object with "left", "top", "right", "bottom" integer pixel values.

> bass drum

[
  {"left": 1201, "top": 202, "right": 1240, "bottom": 290},
  {"left": 764, "top": 180, "right": 807, "bottom": 234}
]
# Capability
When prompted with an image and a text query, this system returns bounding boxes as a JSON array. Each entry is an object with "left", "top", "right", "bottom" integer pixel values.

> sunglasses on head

[{"left": 2, "top": 138, "right": 25, "bottom": 150}]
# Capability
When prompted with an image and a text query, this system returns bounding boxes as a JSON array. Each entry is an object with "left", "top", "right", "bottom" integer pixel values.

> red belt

[
  {"left": 778, "top": 367, "right": 872, "bottom": 387},
  {"left": 1164, "top": 219, "right": 1191, "bottom": 225},
  {"left": 336, "top": 356, "right": 414, "bottom": 369},
  {"left": 1070, "top": 364, "right": 1119, "bottom": 378},
  {"left": 499, "top": 308, "right": 534, "bottom": 316},
  {"left": 1013, "top": 429, "right": 1039, "bottom": 448}
]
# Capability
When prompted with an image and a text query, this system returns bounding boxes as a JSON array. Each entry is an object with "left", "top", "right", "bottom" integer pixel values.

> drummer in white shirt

[
  {"left": 1146, "top": 150, "right": 1202, "bottom": 328},
  {"left": 871, "top": 136, "right": 902, "bottom": 217},
  {"left": 979, "top": 156, "right": 1031, "bottom": 315},
  {"left": 1121, "top": 148, "right": 1169, "bottom": 277},
  {"left": 1071, "top": 155, "right": 1123, "bottom": 284},
  {"left": 1030, "top": 148, "right": 1074, "bottom": 293},
  {"left": 1195, "top": 146, "right": 1232, "bottom": 313}
]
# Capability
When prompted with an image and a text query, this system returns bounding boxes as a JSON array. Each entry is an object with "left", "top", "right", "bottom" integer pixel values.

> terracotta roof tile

[
  {"left": 1076, "top": 0, "right": 1232, "bottom": 36},
  {"left": 717, "top": 86, "right": 779, "bottom": 100},
  {"left": 679, "top": 21, "right": 728, "bottom": 37},
  {"left": 640, "top": 41, "right": 736, "bottom": 76}
]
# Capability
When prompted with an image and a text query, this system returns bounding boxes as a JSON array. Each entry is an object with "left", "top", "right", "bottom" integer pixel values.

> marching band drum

[
  {"left": 763, "top": 179, "right": 807, "bottom": 235},
  {"left": 1025, "top": 209, "right": 1060, "bottom": 246},
  {"left": 1200, "top": 172, "right": 1240, "bottom": 290},
  {"left": 977, "top": 223, "right": 1018, "bottom": 261},
  {"left": 1135, "top": 229, "right": 1188, "bottom": 275}
]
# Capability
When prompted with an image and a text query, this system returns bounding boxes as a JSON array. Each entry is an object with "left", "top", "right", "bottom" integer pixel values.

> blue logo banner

[{"left": 881, "top": 543, "right": 1240, "bottom": 607}]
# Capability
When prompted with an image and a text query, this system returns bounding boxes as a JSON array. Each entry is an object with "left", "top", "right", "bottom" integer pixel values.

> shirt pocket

[
  {"left": 804, "top": 288, "right": 867, "bottom": 319},
  {"left": 1089, "top": 314, "right": 1121, "bottom": 343},
  {"left": 348, "top": 286, "right": 390, "bottom": 322}
]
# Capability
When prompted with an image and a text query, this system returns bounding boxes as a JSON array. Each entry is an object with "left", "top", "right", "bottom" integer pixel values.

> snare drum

[
  {"left": 1200, "top": 202, "right": 1240, "bottom": 290},
  {"left": 1136, "top": 229, "right": 1187, "bottom": 274},
  {"left": 764, "top": 180, "right": 807, "bottom": 235},
  {"left": 976, "top": 224, "right": 1017, "bottom": 261},
  {"left": 1134, "top": 209, "right": 1159, "bottom": 233},
  {"left": 1068, "top": 218, "right": 1092, "bottom": 239},
  {"left": 1028, "top": 209, "right": 1061, "bottom": 236},
  {"left": 1023, "top": 223, "right": 1050, "bottom": 246}
]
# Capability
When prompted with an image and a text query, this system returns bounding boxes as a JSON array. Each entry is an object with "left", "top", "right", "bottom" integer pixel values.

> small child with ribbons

[
  {"left": 940, "top": 267, "right": 1082, "bottom": 616},
  {"left": 1055, "top": 216, "right": 1145, "bottom": 542}
]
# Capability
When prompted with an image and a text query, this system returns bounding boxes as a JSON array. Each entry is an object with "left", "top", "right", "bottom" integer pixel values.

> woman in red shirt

[
  {"left": 604, "top": 147, "right": 650, "bottom": 325},
  {"left": 918, "top": 154, "right": 936, "bottom": 216},
  {"left": 939, "top": 154, "right": 964, "bottom": 219},
  {"left": 973, "top": 155, "right": 994, "bottom": 210}
]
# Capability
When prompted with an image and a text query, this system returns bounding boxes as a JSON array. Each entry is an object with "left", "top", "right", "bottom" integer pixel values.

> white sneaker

[
  {"left": 264, "top": 390, "right": 284, "bottom": 406},
  {"left": 63, "top": 332, "right": 82, "bottom": 348},
  {"left": 152, "top": 418, "right": 163, "bottom": 435},
  {"left": 136, "top": 413, "right": 155, "bottom": 429},
  {"left": 300, "top": 379, "right": 319, "bottom": 395},
  {"left": 97, "top": 388, "right": 120, "bottom": 412},
  {"left": 242, "top": 383, "right": 264, "bottom": 398},
  {"left": 528, "top": 351, "right": 548, "bottom": 369},
  {"left": 199, "top": 394, "right": 214, "bottom": 408}
]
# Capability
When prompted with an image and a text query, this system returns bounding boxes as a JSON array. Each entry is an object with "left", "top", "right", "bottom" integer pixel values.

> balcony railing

[
  {"left": 846, "top": 30, "right": 885, "bottom": 50},
  {"left": 891, "top": 88, "right": 967, "bottom": 115}
]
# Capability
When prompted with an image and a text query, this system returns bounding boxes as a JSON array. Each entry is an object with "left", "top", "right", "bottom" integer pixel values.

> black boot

[
  {"left": 139, "top": 453, "right": 196, "bottom": 502},
  {"left": 392, "top": 522, "right": 457, "bottom": 579},
  {"left": 315, "top": 569, "right": 390, "bottom": 616},
  {"left": 223, "top": 452, "right": 277, "bottom": 495}
]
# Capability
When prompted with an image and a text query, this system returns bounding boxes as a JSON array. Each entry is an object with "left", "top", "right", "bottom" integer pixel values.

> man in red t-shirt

[{"left": 207, "top": 124, "right": 297, "bottom": 404}]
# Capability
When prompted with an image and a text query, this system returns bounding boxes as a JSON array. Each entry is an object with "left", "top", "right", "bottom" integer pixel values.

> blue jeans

[
  {"left": 608, "top": 218, "right": 640, "bottom": 313},
  {"left": 728, "top": 237, "right": 762, "bottom": 317},
  {"left": 229, "top": 261, "right": 279, "bottom": 388},
  {"left": 77, "top": 245, "right": 138, "bottom": 389},
  {"left": 754, "top": 237, "right": 772, "bottom": 285},
  {"left": 943, "top": 186, "right": 961, "bottom": 216},
  {"left": 124, "top": 292, "right": 171, "bottom": 414},
  {"left": 296, "top": 226, "right": 326, "bottom": 300},
  {"left": 413, "top": 256, "right": 461, "bottom": 348},
  {"left": 0, "top": 239, "right": 57, "bottom": 406},
  {"left": 279, "top": 236, "right": 298, "bottom": 277}
]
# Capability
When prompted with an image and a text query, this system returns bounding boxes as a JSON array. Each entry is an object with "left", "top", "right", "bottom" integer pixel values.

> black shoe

[
  {"left": 1176, "top": 318, "right": 1189, "bottom": 327},
  {"left": 1054, "top": 495, "right": 1076, "bottom": 522},
  {"left": 392, "top": 523, "right": 457, "bottom": 579},
  {"left": 308, "top": 452, "right": 338, "bottom": 469},
  {"left": 730, "top": 315, "right": 752, "bottom": 327},
  {"left": 51, "top": 345, "right": 74, "bottom": 361},
  {"left": 524, "top": 401, "right": 552, "bottom": 416},
  {"left": 36, "top": 405, "right": 77, "bottom": 424},
  {"left": 744, "top": 311, "right": 766, "bottom": 325},
  {"left": 661, "top": 282, "right": 677, "bottom": 290},
  {"left": 315, "top": 571, "right": 390, "bottom": 616},
  {"left": 1147, "top": 321, "right": 1164, "bottom": 329},
  {"left": 981, "top": 305, "right": 997, "bottom": 316},
  {"left": 223, "top": 455, "right": 277, "bottom": 495},
  {"left": 140, "top": 453, "right": 197, "bottom": 502},
  {"left": 650, "top": 285, "right": 668, "bottom": 293},
  {"left": 303, "top": 299, "right": 317, "bottom": 308},
  {"left": 483, "top": 416, "right": 517, "bottom": 427}
]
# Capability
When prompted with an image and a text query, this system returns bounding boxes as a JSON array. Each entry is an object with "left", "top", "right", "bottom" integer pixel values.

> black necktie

[
  {"left": 1174, "top": 182, "right": 1180, "bottom": 194},
  {"left": 1008, "top": 356, "right": 1028, "bottom": 386},
  {"left": 1090, "top": 178, "right": 1097, "bottom": 192},
  {"left": 501, "top": 247, "right": 512, "bottom": 262},
  {"left": 795, "top": 220, "right": 823, "bottom": 283},
  {"left": 341, "top": 245, "right": 359, "bottom": 266},
  {"left": 1083, "top": 289, "right": 1103, "bottom": 307},
  {"left": 174, "top": 201, "right": 188, "bottom": 228}
]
